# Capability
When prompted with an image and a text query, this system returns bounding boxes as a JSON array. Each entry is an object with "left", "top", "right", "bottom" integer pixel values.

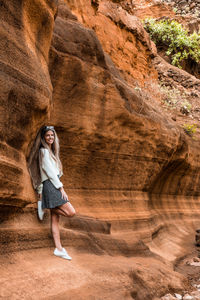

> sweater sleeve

[{"left": 40, "top": 148, "right": 63, "bottom": 189}]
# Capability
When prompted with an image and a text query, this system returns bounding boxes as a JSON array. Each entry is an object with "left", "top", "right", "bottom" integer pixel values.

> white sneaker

[
  {"left": 54, "top": 248, "right": 72, "bottom": 260},
  {"left": 37, "top": 200, "right": 44, "bottom": 221},
  {"left": 62, "top": 248, "right": 72, "bottom": 260}
]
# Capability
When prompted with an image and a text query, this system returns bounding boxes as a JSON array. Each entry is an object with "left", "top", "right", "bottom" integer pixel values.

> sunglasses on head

[{"left": 45, "top": 126, "right": 54, "bottom": 130}]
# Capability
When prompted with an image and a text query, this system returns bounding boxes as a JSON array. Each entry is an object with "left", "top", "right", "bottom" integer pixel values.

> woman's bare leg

[
  {"left": 52, "top": 207, "right": 67, "bottom": 217},
  {"left": 51, "top": 210, "right": 62, "bottom": 251},
  {"left": 53, "top": 202, "right": 76, "bottom": 218}
]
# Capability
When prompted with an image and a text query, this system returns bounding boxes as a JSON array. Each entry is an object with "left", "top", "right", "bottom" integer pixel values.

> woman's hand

[{"left": 59, "top": 187, "right": 68, "bottom": 201}]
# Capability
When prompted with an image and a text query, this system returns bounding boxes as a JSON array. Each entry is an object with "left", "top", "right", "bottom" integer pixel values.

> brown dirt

[{"left": 0, "top": 247, "right": 187, "bottom": 300}]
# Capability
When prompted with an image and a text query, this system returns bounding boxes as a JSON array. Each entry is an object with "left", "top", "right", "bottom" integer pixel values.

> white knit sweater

[{"left": 36, "top": 148, "right": 63, "bottom": 194}]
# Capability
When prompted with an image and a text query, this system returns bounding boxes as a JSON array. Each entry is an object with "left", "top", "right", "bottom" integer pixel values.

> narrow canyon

[{"left": 1, "top": 0, "right": 200, "bottom": 299}]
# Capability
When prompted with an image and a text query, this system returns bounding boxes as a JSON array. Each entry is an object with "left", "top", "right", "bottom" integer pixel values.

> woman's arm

[{"left": 59, "top": 186, "right": 68, "bottom": 201}]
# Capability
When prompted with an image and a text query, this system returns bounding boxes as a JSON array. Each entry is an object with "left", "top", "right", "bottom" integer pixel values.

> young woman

[{"left": 28, "top": 125, "right": 76, "bottom": 260}]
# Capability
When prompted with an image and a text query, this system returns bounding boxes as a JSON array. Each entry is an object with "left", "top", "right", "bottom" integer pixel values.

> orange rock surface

[
  {"left": 63, "top": 0, "right": 158, "bottom": 86},
  {"left": 49, "top": 0, "right": 200, "bottom": 250},
  {"left": 1, "top": 0, "right": 200, "bottom": 299},
  {"left": 0, "top": 0, "right": 57, "bottom": 214}
]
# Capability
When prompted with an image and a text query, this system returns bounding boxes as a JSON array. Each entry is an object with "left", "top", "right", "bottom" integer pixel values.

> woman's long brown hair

[{"left": 28, "top": 127, "right": 63, "bottom": 191}]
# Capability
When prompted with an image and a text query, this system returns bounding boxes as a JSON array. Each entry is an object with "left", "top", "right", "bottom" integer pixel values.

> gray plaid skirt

[{"left": 42, "top": 179, "right": 69, "bottom": 209}]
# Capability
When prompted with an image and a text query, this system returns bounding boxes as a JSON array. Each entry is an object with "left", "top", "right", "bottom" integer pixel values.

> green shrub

[
  {"left": 143, "top": 18, "right": 200, "bottom": 68},
  {"left": 183, "top": 123, "right": 197, "bottom": 136}
]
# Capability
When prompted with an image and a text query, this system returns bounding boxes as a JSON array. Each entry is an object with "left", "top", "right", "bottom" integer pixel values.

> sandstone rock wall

[
  {"left": 115, "top": 0, "right": 200, "bottom": 32},
  {"left": 48, "top": 1, "right": 200, "bottom": 243},
  {"left": 0, "top": 0, "right": 200, "bottom": 252},
  {"left": 1, "top": 1, "right": 200, "bottom": 298},
  {"left": 0, "top": 0, "right": 58, "bottom": 221},
  {"left": 63, "top": 0, "right": 158, "bottom": 87}
]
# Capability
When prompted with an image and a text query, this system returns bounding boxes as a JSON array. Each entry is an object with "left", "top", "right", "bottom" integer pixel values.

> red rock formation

[
  {"left": 1, "top": 0, "right": 200, "bottom": 298},
  {"left": 63, "top": 0, "right": 158, "bottom": 86},
  {"left": 0, "top": 0, "right": 57, "bottom": 218},
  {"left": 48, "top": 2, "right": 200, "bottom": 268},
  {"left": 126, "top": 0, "right": 175, "bottom": 19}
]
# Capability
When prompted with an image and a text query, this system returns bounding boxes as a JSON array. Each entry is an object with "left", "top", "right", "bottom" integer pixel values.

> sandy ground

[
  {"left": 0, "top": 246, "right": 185, "bottom": 300},
  {"left": 1, "top": 216, "right": 200, "bottom": 300},
  {"left": 0, "top": 248, "right": 138, "bottom": 300}
]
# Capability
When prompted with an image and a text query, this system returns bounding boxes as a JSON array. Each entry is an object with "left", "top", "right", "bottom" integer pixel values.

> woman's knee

[
  {"left": 68, "top": 207, "right": 76, "bottom": 217},
  {"left": 59, "top": 203, "right": 76, "bottom": 218},
  {"left": 62, "top": 207, "right": 75, "bottom": 218}
]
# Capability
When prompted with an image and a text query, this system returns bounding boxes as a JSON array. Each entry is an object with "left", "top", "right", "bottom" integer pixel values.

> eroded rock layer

[
  {"left": 0, "top": 0, "right": 58, "bottom": 217},
  {"left": 63, "top": 0, "right": 158, "bottom": 86},
  {"left": 49, "top": 1, "right": 200, "bottom": 235}
]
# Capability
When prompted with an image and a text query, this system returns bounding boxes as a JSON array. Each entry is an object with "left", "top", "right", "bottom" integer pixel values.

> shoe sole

[
  {"left": 54, "top": 254, "right": 72, "bottom": 260},
  {"left": 38, "top": 202, "right": 44, "bottom": 221},
  {"left": 38, "top": 213, "right": 44, "bottom": 221}
]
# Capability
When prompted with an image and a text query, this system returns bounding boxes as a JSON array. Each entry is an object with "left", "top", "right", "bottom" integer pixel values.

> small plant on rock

[
  {"left": 134, "top": 86, "right": 142, "bottom": 92},
  {"left": 180, "top": 100, "right": 192, "bottom": 115},
  {"left": 143, "top": 18, "right": 200, "bottom": 68},
  {"left": 183, "top": 123, "right": 197, "bottom": 137},
  {"left": 159, "top": 84, "right": 182, "bottom": 109}
]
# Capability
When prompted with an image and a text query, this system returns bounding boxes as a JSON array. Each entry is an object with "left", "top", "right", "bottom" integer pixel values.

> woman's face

[{"left": 44, "top": 130, "right": 54, "bottom": 147}]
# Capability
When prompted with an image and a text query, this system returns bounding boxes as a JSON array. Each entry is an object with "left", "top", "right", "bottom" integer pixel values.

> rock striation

[
  {"left": 64, "top": 0, "right": 158, "bottom": 86},
  {"left": 49, "top": 0, "right": 200, "bottom": 255},
  {"left": 0, "top": 0, "right": 57, "bottom": 220},
  {"left": 1, "top": 0, "right": 200, "bottom": 298}
]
